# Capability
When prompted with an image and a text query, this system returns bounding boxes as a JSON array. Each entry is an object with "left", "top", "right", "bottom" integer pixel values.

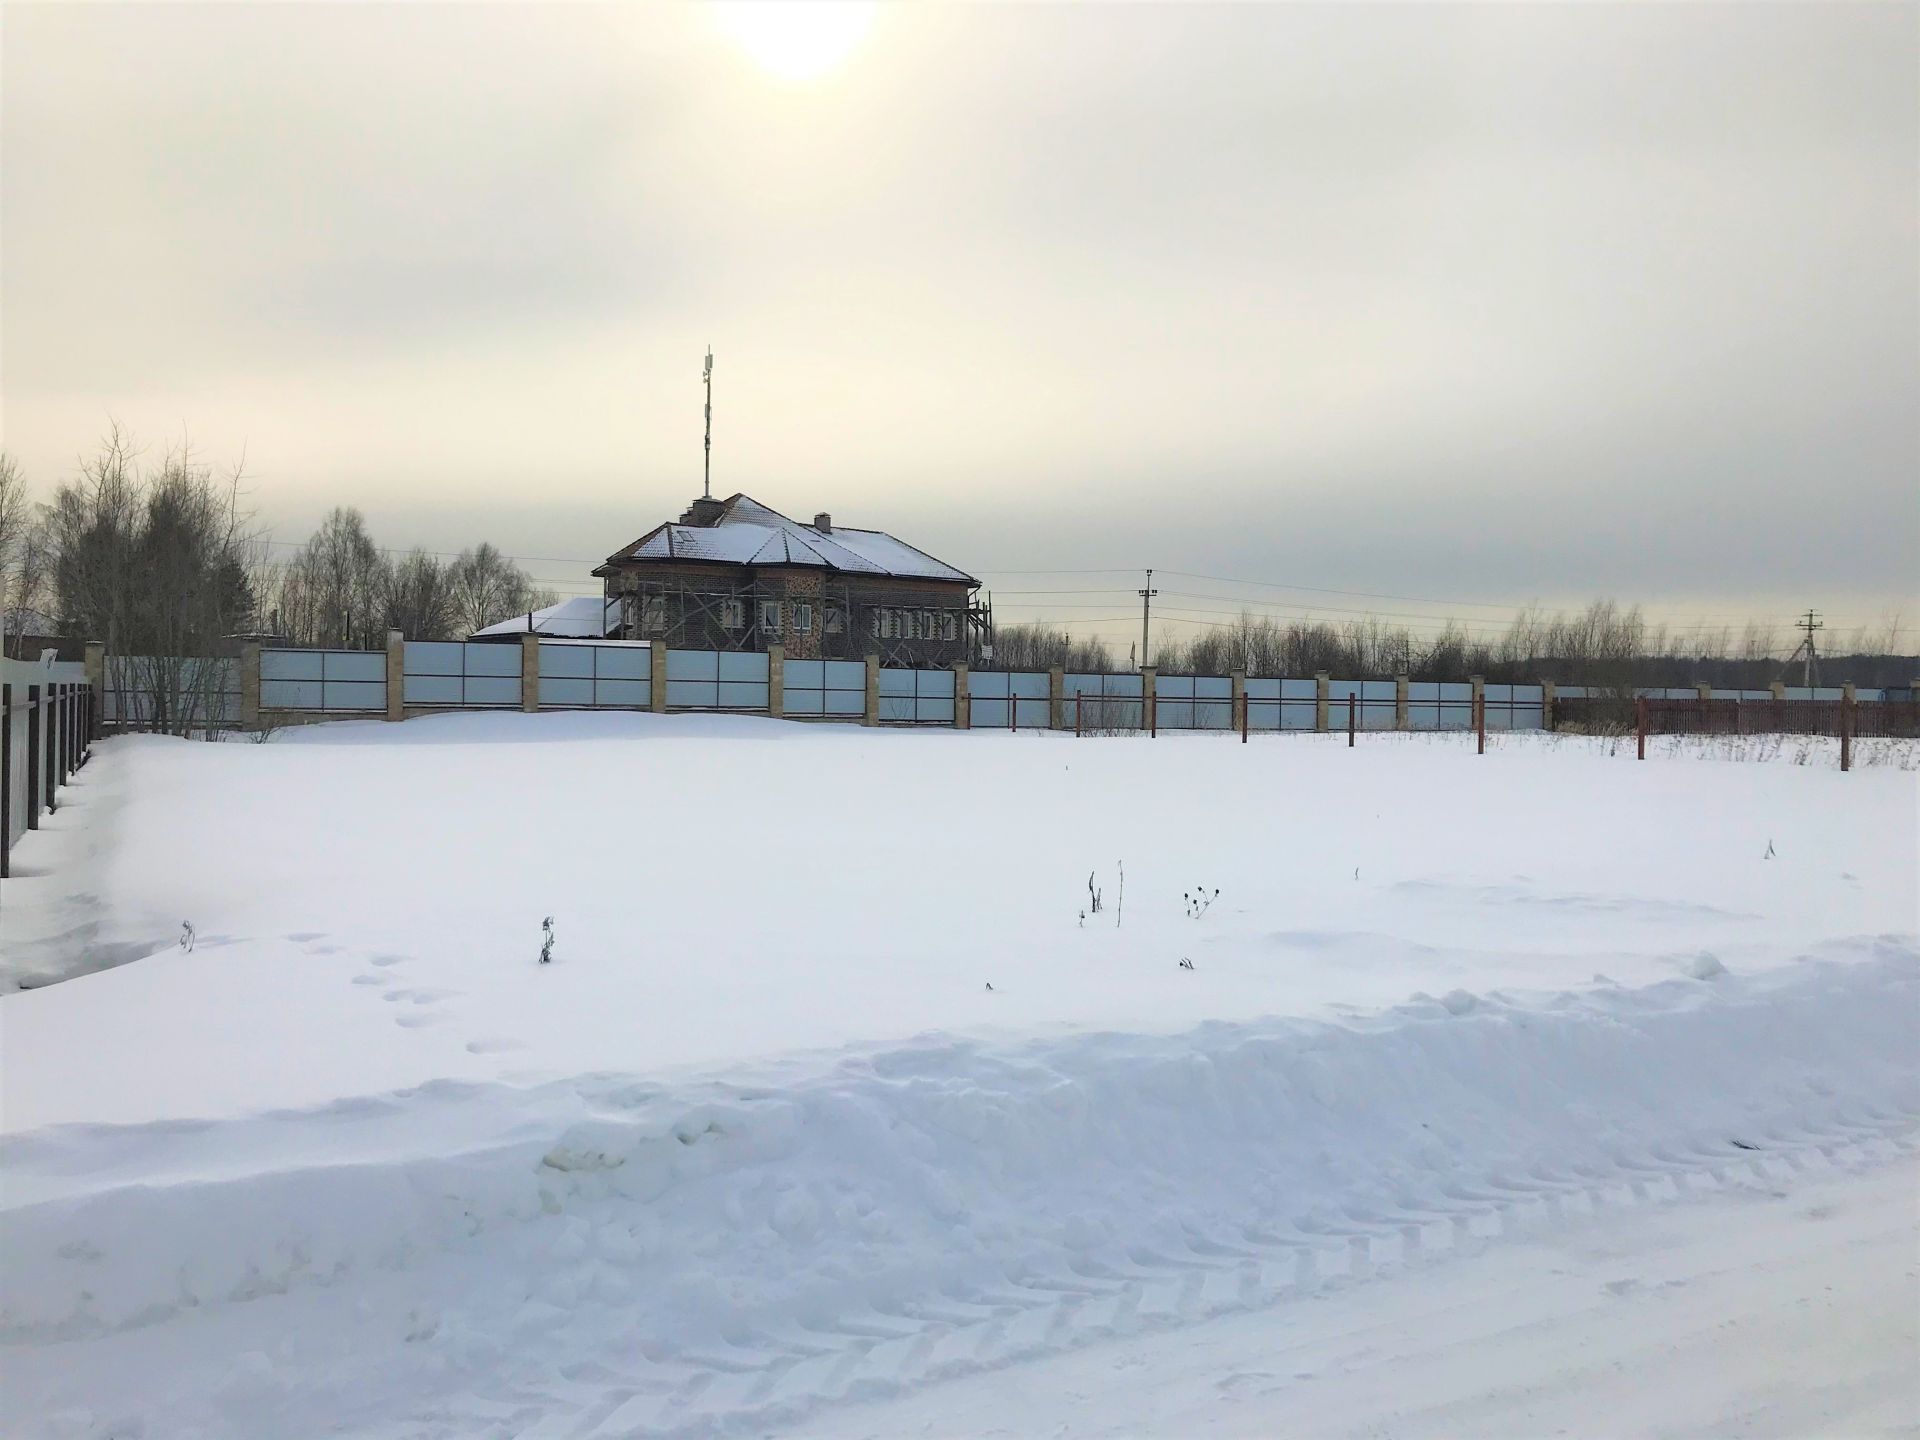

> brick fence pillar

[
  {"left": 1231, "top": 669, "right": 1246, "bottom": 733},
  {"left": 650, "top": 643, "right": 667, "bottom": 712},
  {"left": 241, "top": 642, "right": 262, "bottom": 731},
  {"left": 1142, "top": 666, "right": 1157, "bottom": 733},
  {"left": 863, "top": 653, "right": 879, "bottom": 726},
  {"left": 1541, "top": 679, "right": 1556, "bottom": 731},
  {"left": 1395, "top": 674, "right": 1409, "bottom": 731},
  {"left": 953, "top": 663, "right": 970, "bottom": 729},
  {"left": 1314, "top": 671, "right": 1329, "bottom": 732},
  {"left": 1048, "top": 665, "right": 1064, "bottom": 729},
  {"left": 520, "top": 633, "right": 540, "bottom": 712},
  {"left": 385, "top": 631, "right": 405, "bottom": 722},
  {"left": 1841, "top": 681, "right": 1856, "bottom": 704},
  {"left": 1695, "top": 681, "right": 1713, "bottom": 703},
  {"left": 1470, "top": 674, "right": 1485, "bottom": 732},
  {"left": 767, "top": 644, "right": 785, "bottom": 719},
  {"left": 1770, "top": 681, "right": 1787, "bottom": 701}
]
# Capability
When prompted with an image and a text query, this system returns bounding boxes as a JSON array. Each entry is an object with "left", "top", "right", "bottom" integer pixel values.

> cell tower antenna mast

[
  {"left": 702, "top": 348, "right": 714, "bottom": 500},
  {"left": 1790, "top": 608, "right": 1823, "bottom": 688}
]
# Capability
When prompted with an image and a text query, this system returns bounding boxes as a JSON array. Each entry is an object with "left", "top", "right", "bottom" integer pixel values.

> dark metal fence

[{"left": 2, "top": 665, "right": 96, "bottom": 889}]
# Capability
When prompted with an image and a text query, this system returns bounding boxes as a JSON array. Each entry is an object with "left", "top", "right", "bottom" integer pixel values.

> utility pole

[
  {"left": 702, "top": 348, "right": 714, "bottom": 499},
  {"left": 1791, "top": 609, "right": 1823, "bottom": 688},
  {"left": 1138, "top": 568, "right": 1158, "bottom": 671}
]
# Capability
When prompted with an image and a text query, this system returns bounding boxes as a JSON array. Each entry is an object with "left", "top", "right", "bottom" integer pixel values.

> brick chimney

[
  {"left": 813, "top": 512, "right": 832, "bottom": 533},
  {"left": 680, "top": 496, "right": 726, "bottom": 527}
]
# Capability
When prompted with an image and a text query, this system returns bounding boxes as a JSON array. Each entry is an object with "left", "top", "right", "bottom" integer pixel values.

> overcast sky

[{"left": 4, "top": 2, "right": 1915, "bottom": 648}]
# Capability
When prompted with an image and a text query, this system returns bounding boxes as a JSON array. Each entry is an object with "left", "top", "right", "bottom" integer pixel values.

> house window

[
  {"left": 825, "top": 606, "right": 845, "bottom": 635},
  {"left": 902, "top": 610, "right": 919, "bottom": 640},
  {"left": 759, "top": 600, "right": 781, "bottom": 635},
  {"left": 794, "top": 602, "right": 814, "bottom": 634},
  {"left": 639, "top": 596, "right": 666, "bottom": 634},
  {"left": 940, "top": 612, "right": 958, "bottom": 641},
  {"left": 920, "top": 610, "right": 935, "bottom": 640},
  {"left": 719, "top": 598, "right": 746, "bottom": 631},
  {"left": 870, "top": 608, "right": 883, "bottom": 638}
]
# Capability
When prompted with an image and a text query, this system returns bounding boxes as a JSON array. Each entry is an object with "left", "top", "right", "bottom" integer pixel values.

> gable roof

[
  {"left": 470, "top": 595, "right": 621, "bottom": 639},
  {"left": 600, "top": 495, "right": 977, "bottom": 584}
]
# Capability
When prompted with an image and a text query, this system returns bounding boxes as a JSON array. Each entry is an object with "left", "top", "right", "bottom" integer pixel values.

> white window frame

[
  {"left": 825, "top": 605, "right": 845, "bottom": 635},
  {"left": 719, "top": 598, "right": 746, "bottom": 631},
  {"left": 759, "top": 600, "right": 782, "bottom": 635},
  {"left": 794, "top": 601, "right": 814, "bottom": 634},
  {"left": 940, "top": 612, "right": 958, "bottom": 641}
]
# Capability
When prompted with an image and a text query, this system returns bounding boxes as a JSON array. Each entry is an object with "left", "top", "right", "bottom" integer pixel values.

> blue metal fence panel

[
  {"left": 1328, "top": 678, "right": 1396, "bottom": 731},
  {"left": 403, "top": 641, "right": 521, "bottom": 707},
  {"left": 968, "top": 670, "right": 1049, "bottom": 728},
  {"left": 260, "top": 650, "right": 381, "bottom": 714},
  {"left": 1064, "top": 673, "right": 1145, "bottom": 728},
  {"left": 879, "top": 667, "right": 955, "bottom": 724},
  {"left": 537, "top": 641, "right": 651, "bottom": 708},
  {"left": 1156, "top": 675, "right": 1234, "bottom": 729},
  {"left": 664, "top": 649, "right": 768, "bottom": 710}
]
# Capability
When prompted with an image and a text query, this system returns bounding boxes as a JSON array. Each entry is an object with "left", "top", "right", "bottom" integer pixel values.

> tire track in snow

[{"left": 512, "top": 1107, "right": 1920, "bottom": 1440}]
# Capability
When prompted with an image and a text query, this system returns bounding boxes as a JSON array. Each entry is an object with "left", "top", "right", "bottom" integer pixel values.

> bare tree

[
  {"left": 46, "top": 428, "right": 256, "bottom": 733},
  {"left": 379, "top": 548, "right": 456, "bottom": 639},
  {"left": 448, "top": 542, "right": 542, "bottom": 635}
]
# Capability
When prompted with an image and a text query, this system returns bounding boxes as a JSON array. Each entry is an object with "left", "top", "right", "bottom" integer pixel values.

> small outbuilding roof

[
  {"left": 600, "top": 495, "right": 977, "bottom": 585},
  {"left": 470, "top": 595, "right": 620, "bottom": 640}
]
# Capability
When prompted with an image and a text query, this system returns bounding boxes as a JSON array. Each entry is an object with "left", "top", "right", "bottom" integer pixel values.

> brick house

[{"left": 593, "top": 494, "right": 984, "bottom": 665}]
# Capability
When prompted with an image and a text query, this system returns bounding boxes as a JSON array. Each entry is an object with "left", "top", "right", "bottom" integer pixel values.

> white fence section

[
  {"left": 665, "top": 649, "right": 768, "bottom": 710},
  {"left": 1245, "top": 677, "right": 1319, "bottom": 730},
  {"left": 879, "top": 667, "right": 955, "bottom": 724},
  {"left": 404, "top": 642, "right": 520, "bottom": 707},
  {"left": 1156, "top": 675, "right": 1235, "bottom": 730},
  {"left": 967, "top": 670, "right": 1050, "bottom": 728},
  {"left": 784, "top": 659, "right": 865, "bottom": 718},
  {"left": 103, "top": 655, "right": 241, "bottom": 730},
  {"left": 261, "top": 649, "right": 385, "bottom": 712},
  {"left": 537, "top": 641, "right": 651, "bottom": 708}
]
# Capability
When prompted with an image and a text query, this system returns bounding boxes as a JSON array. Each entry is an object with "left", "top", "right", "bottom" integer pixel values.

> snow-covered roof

[
  {"left": 603, "top": 495, "right": 976, "bottom": 585},
  {"left": 470, "top": 595, "right": 620, "bottom": 639}
]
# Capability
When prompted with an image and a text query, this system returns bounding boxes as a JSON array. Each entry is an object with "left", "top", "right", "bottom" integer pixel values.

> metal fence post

[
  {"left": 1476, "top": 690, "right": 1485, "bottom": 754},
  {"left": 1636, "top": 696, "right": 1647, "bottom": 760},
  {"left": 1, "top": 683, "right": 10, "bottom": 877},
  {"left": 25, "top": 683, "right": 41, "bottom": 830},
  {"left": 1348, "top": 693, "right": 1357, "bottom": 748}
]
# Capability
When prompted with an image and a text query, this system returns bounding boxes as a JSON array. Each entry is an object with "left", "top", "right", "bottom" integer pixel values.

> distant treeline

[
  {"left": 990, "top": 605, "right": 1917, "bottom": 689},
  {"left": 0, "top": 429, "right": 554, "bottom": 659}
]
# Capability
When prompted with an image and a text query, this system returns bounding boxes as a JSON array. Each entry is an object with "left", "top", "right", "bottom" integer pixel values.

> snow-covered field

[{"left": 2, "top": 715, "right": 1915, "bottom": 1438}]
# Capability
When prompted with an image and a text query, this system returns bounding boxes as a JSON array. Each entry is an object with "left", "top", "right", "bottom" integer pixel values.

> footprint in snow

[
  {"left": 369, "top": 954, "right": 408, "bottom": 968},
  {"left": 393, "top": 1012, "right": 447, "bottom": 1029},
  {"left": 466, "top": 1036, "right": 529, "bottom": 1054}
]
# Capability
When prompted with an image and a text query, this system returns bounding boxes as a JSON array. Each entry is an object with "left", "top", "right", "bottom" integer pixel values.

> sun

[{"left": 713, "top": 2, "right": 876, "bottom": 82}]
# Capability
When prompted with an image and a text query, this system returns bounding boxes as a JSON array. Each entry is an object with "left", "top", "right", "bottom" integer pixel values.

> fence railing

[{"left": 2, "top": 657, "right": 95, "bottom": 888}]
